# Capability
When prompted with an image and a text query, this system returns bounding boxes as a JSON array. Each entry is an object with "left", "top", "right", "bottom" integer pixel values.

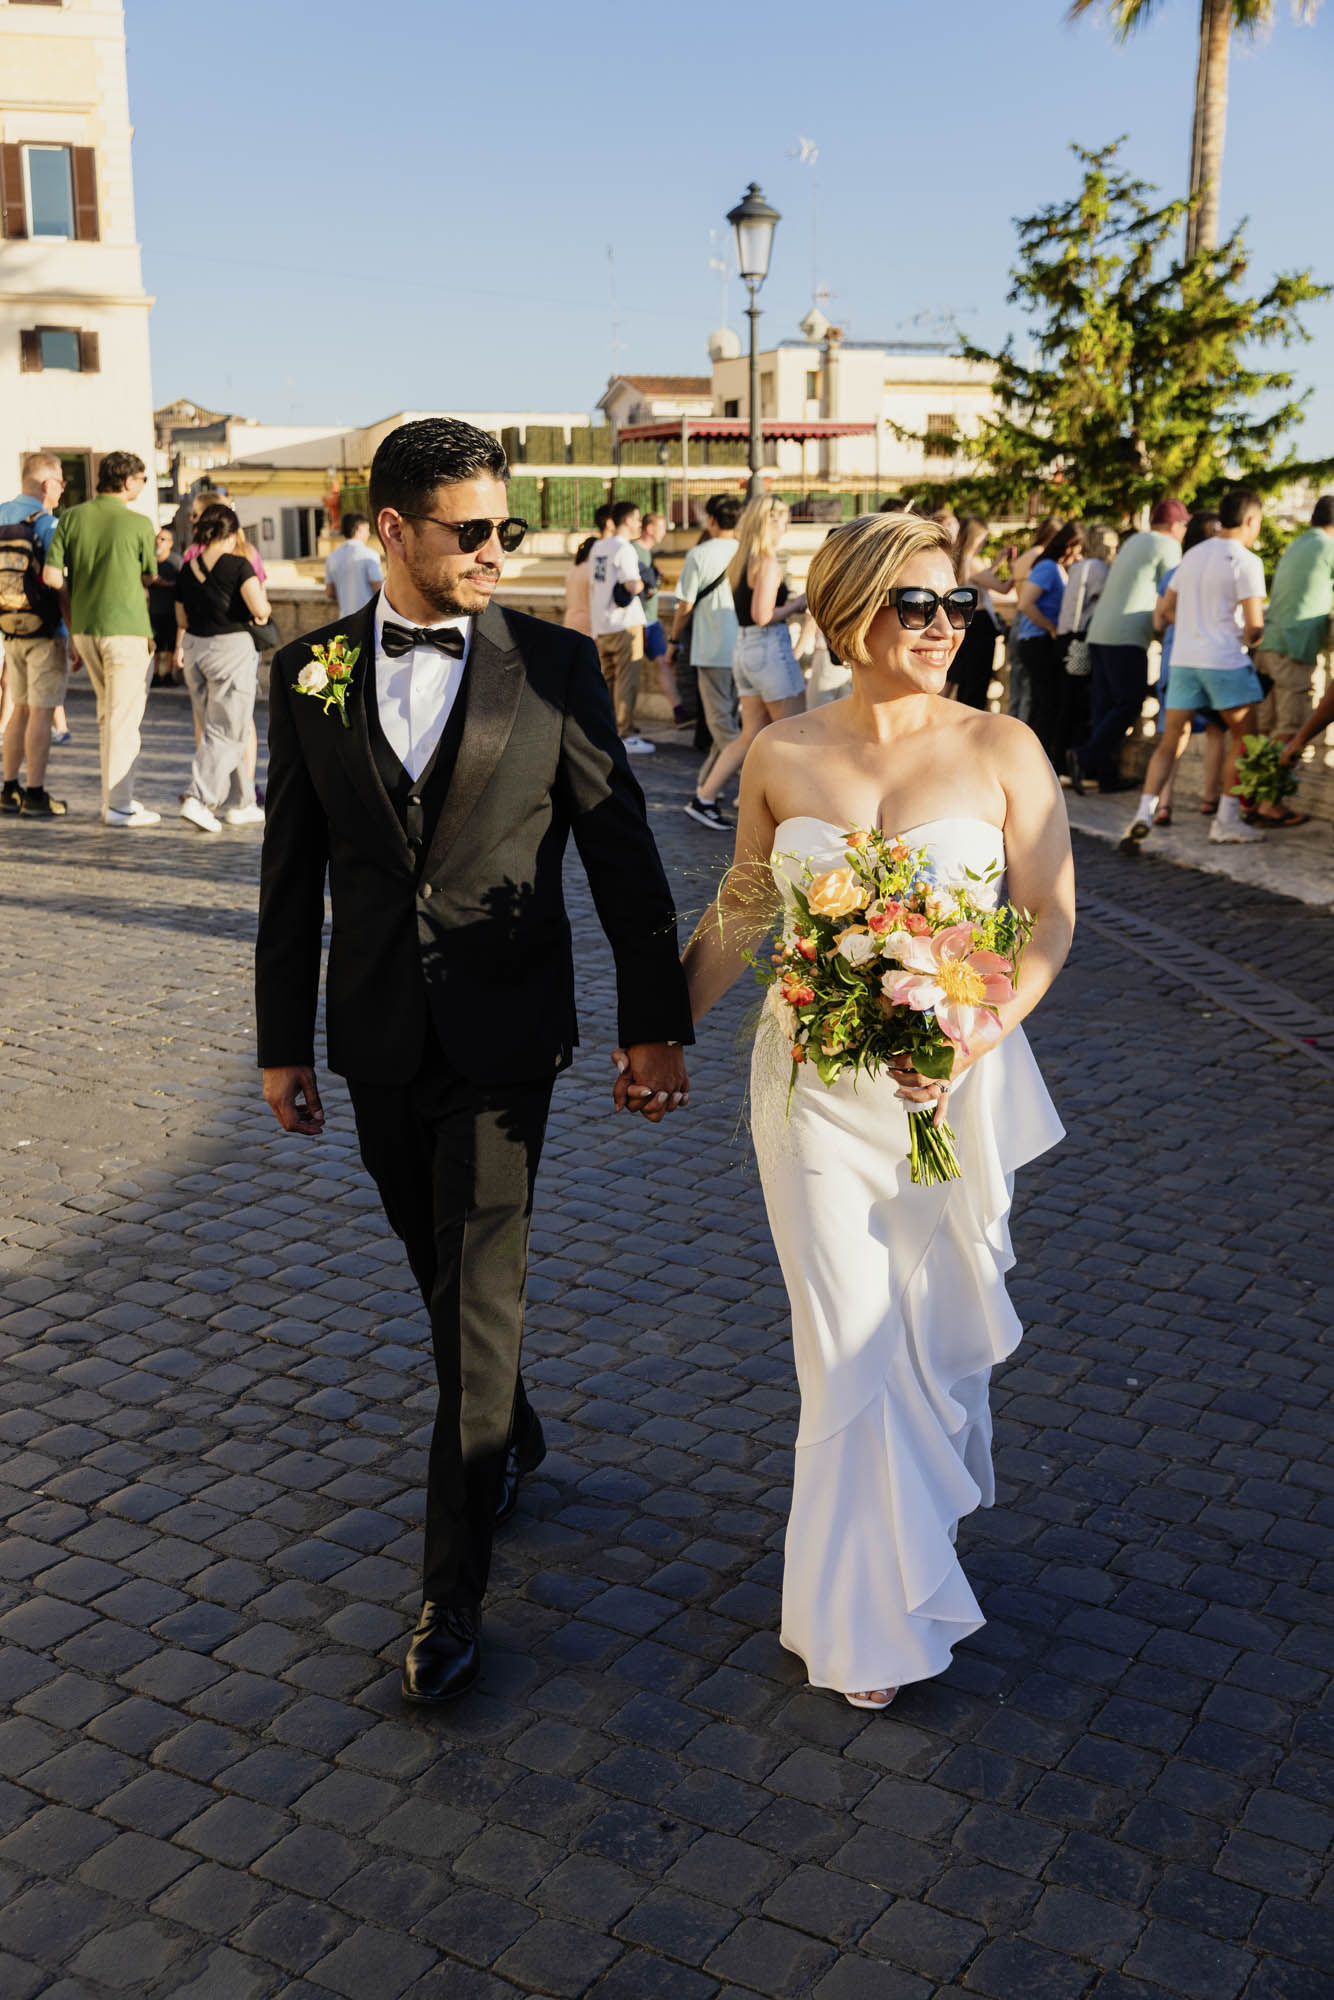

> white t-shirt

[
  {"left": 325, "top": 538, "right": 383, "bottom": 617},
  {"left": 587, "top": 534, "right": 645, "bottom": 636},
  {"left": 1170, "top": 536, "right": 1266, "bottom": 672}
]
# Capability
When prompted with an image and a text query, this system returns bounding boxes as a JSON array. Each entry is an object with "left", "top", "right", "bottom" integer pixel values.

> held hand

[
  {"left": 890, "top": 1021, "right": 1003, "bottom": 1130},
  {"left": 263, "top": 1065, "right": 326, "bottom": 1136},
  {"left": 611, "top": 1044, "right": 690, "bottom": 1122}
]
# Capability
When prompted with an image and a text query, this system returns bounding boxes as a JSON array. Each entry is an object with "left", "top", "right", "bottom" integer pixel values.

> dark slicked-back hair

[
  {"left": 340, "top": 512, "right": 369, "bottom": 538},
  {"left": 1219, "top": 486, "right": 1262, "bottom": 529},
  {"left": 97, "top": 450, "right": 146, "bottom": 493},
  {"left": 593, "top": 503, "right": 615, "bottom": 532},
  {"left": 1311, "top": 495, "right": 1334, "bottom": 529},
  {"left": 610, "top": 500, "right": 640, "bottom": 530},
  {"left": 369, "top": 418, "right": 508, "bottom": 521},
  {"left": 706, "top": 493, "right": 743, "bottom": 531}
]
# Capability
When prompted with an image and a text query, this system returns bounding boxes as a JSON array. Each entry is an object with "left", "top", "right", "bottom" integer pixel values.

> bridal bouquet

[{"left": 751, "top": 828, "right": 1032, "bottom": 1184}]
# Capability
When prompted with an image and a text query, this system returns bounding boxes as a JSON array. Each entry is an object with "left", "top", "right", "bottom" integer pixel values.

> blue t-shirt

[
  {"left": 1017, "top": 557, "right": 1065, "bottom": 641},
  {"left": 0, "top": 494, "right": 62, "bottom": 636},
  {"left": 0, "top": 494, "right": 59, "bottom": 558}
]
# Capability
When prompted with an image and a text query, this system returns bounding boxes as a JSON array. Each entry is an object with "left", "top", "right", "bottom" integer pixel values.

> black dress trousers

[{"left": 348, "top": 1033, "right": 553, "bottom": 1608}]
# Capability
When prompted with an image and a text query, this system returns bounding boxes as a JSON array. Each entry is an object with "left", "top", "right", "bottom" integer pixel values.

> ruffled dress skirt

[{"left": 750, "top": 1004, "right": 1064, "bottom": 1694}]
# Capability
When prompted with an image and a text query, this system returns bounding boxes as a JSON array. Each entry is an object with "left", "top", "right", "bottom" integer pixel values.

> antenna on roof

[
  {"left": 608, "top": 245, "right": 626, "bottom": 379},
  {"left": 790, "top": 136, "right": 821, "bottom": 306},
  {"left": 707, "top": 229, "right": 730, "bottom": 331}
]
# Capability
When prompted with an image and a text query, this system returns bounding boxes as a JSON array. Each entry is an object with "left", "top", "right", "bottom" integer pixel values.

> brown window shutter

[
  {"left": 71, "top": 147, "right": 99, "bottom": 241},
  {"left": 20, "top": 330, "right": 43, "bottom": 373},
  {"left": 1, "top": 146, "right": 26, "bottom": 239},
  {"left": 78, "top": 330, "right": 100, "bottom": 372}
]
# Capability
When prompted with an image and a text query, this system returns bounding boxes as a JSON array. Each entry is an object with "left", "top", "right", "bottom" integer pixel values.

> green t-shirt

[
  {"left": 1260, "top": 527, "right": 1334, "bottom": 666},
  {"left": 631, "top": 539, "right": 661, "bottom": 624},
  {"left": 48, "top": 494, "right": 156, "bottom": 638},
  {"left": 1086, "top": 529, "right": 1181, "bottom": 650}
]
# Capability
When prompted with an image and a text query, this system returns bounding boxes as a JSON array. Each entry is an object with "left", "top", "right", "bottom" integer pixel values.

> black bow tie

[{"left": 381, "top": 620, "right": 466, "bottom": 661}]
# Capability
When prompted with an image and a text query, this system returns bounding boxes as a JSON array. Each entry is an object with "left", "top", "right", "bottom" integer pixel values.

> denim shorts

[
  {"left": 732, "top": 622, "right": 804, "bottom": 702},
  {"left": 643, "top": 619, "right": 667, "bottom": 660},
  {"left": 1163, "top": 662, "right": 1263, "bottom": 714}
]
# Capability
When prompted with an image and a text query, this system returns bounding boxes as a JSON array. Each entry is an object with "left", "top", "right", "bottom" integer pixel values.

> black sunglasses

[
  {"left": 886, "top": 585, "right": 979, "bottom": 631},
  {"left": 400, "top": 513, "right": 528, "bottom": 554}
]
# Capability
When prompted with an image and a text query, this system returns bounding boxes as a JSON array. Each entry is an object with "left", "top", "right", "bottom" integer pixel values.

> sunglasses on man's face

[
  {"left": 400, "top": 513, "right": 528, "bottom": 554},
  {"left": 886, "top": 585, "right": 979, "bottom": 631}
]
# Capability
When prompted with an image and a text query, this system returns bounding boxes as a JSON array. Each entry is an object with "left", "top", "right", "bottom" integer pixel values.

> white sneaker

[
  {"left": 622, "top": 735, "right": 656, "bottom": 756},
  {"left": 223, "top": 803, "right": 266, "bottom": 827},
  {"left": 1209, "top": 818, "right": 1263, "bottom": 844},
  {"left": 103, "top": 801, "right": 161, "bottom": 827},
  {"left": 180, "top": 797, "right": 221, "bottom": 834}
]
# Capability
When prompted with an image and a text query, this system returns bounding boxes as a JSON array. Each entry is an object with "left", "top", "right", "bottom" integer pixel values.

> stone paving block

[
  {"left": 703, "top": 1913, "right": 836, "bottom": 1995},
  {"left": 5, "top": 716, "right": 1334, "bottom": 2000}
]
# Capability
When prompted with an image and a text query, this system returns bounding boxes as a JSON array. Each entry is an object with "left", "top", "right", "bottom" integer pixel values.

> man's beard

[{"left": 408, "top": 552, "right": 500, "bottom": 618}]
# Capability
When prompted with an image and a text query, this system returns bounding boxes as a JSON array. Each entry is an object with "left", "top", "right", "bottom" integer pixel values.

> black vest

[{"left": 364, "top": 655, "right": 469, "bottom": 876}]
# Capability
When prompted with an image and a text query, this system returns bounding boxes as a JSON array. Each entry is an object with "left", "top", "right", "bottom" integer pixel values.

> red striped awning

[{"left": 618, "top": 419, "right": 875, "bottom": 443}]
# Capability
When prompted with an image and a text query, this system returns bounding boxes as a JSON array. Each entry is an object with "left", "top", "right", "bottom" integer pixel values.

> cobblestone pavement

[{"left": 0, "top": 683, "right": 1331, "bottom": 2000}]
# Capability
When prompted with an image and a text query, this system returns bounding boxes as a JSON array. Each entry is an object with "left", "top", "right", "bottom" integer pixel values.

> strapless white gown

[{"left": 752, "top": 817, "right": 1064, "bottom": 1694}]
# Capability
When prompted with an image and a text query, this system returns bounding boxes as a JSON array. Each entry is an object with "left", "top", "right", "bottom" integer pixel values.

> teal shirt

[
  {"left": 1086, "top": 529, "right": 1181, "bottom": 651},
  {"left": 1260, "top": 527, "right": 1334, "bottom": 666}
]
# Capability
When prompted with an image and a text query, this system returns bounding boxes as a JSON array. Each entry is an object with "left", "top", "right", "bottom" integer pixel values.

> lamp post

[{"left": 727, "top": 182, "right": 780, "bottom": 501}]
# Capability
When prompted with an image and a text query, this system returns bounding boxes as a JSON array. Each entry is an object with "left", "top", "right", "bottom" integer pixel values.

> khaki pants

[
  {"left": 76, "top": 633, "right": 154, "bottom": 812},
  {"left": 1254, "top": 650, "right": 1315, "bottom": 737},
  {"left": 595, "top": 627, "right": 644, "bottom": 738}
]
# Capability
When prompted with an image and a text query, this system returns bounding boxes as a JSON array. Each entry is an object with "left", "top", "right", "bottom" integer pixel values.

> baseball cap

[{"left": 1150, "top": 497, "right": 1191, "bottom": 527}]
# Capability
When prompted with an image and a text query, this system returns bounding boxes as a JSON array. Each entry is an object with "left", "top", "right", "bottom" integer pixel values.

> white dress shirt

[{"left": 374, "top": 590, "right": 472, "bottom": 781}]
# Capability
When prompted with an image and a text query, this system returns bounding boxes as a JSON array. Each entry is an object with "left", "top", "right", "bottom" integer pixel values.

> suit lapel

[
  {"left": 421, "top": 600, "right": 524, "bottom": 878},
  {"left": 324, "top": 597, "right": 410, "bottom": 861}
]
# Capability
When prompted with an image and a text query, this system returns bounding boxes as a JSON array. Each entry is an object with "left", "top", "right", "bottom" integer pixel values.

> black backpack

[{"left": 0, "top": 510, "right": 60, "bottom": 639}]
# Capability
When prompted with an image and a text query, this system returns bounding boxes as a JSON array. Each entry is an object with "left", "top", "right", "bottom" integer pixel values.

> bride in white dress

[{"left": 681, "top": 511, "right": 1075, "bottom": 1709}]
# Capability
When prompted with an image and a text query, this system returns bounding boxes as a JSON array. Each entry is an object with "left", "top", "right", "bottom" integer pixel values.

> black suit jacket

[{"left": 255, "top": 596, "right": 694, "bottom": 1085}]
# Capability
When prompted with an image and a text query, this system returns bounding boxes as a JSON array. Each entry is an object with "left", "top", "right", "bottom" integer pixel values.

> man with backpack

[
  {"left": 0, "top": 452, "right": 69, "bottom": 818},
  {"left": 668, "top": 492, "right": 743, "bottom": 830}
]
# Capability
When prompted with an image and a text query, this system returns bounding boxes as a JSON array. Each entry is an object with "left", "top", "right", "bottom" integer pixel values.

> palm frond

[{"left": 1066, "top": 0, "right": 1166, "bottom": 35}]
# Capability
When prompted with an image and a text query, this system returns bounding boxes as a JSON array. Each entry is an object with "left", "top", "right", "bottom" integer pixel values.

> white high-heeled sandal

[{"left": 845, "top": 1688, "right": 897, "bottom": 1711}]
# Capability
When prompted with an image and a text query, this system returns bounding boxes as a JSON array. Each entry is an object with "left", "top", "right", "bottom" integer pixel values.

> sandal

[
  {"left": 845, "top": 1688, "right": 898, "bottom": 1711},
  {"left": 1153, "top": 805, "right": 1173, "bottom": 827},
  {"left": 1244, "top": 806, "right": 1310, "bottom": 829},
  {"left": 1200, "top": 798, "right": 1219, "bottom": 816}
]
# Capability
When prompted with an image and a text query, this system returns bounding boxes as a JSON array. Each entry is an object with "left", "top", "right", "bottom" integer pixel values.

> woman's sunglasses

[
  {"left": 886, "top": 586, "right": 979, "bottom": 631},
  {"left": 401, "top": 513, "right": 528, "bottom": 554}
]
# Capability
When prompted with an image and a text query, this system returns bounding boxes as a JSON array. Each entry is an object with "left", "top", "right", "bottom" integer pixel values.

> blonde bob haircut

[{"left": 805, "top": 513, "right": 956, "bottom": 670}]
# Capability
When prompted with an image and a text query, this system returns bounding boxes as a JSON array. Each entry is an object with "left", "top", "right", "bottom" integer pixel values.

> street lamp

[{"left": 727, "top": 182, "right": 780, "bottom": 501}]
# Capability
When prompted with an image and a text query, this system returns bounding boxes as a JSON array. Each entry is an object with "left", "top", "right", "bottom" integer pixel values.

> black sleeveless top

[{"left": 733, "top": 571, "right": 788, "bottom": 629}]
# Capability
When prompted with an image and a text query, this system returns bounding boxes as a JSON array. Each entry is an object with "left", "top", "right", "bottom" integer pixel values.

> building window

[
  {"left": 1, "top": 143, "right": 98, "bottom": 241},
  {"left": 723, "top": 398, "right": 739, "bottom": 419},
  {"left": 19, "top": 328, "right": 100, "bottom": 373},
  {"left": 760, "top": 373, "right": 775, "bottom": 419},
  {"left": 925, "top": 413, "right": 957, "bottom": 459},
  {"left": 43, "top": 452, "right": 92, "bottom": 508},
  {"left": 805, "top": 370, "right": 821, "bottom": 402}
]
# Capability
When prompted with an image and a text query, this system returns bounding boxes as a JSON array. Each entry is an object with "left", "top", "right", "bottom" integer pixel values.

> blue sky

[{"left": 129, "top": 0, "right": 1332, "bottom": 456}]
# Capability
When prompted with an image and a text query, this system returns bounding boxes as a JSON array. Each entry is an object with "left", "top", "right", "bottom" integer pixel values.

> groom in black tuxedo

[{"left": 256, "top": 418, "right": 693, "bottom": 1703}]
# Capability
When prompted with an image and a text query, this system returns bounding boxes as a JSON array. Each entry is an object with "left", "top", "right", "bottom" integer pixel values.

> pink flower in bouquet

[
  {"left": 904, "top": 912, "right": 931, "bottom": 937},
  {"left": 881, "top": 924, "right": 1015, "bottom": 1053}
]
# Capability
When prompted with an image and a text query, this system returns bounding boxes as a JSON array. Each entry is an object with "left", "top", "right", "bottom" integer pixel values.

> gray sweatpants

[
  {"left": 182, "top": 631, "right": 257, "bottom": 813},
  {"left": 695, "top": 664, "right": 739, "bottom": 791}
]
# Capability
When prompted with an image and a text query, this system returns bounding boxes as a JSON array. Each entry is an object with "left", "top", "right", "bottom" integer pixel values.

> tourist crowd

[{"left": 3, "top": 447, "right": 1331, "bottom": 848}]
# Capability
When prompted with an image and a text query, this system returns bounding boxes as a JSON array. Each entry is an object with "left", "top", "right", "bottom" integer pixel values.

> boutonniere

[{"left": 294, "top": 636, "right": 359, "bottom": 727}]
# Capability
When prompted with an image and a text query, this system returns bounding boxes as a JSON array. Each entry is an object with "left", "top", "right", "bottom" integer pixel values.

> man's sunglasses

[
  {"left": 886, "top": 585, "right": 979, "bottom": 631},
  {"left": 400, "top": 513, "right": 528, "bottom": 554}
]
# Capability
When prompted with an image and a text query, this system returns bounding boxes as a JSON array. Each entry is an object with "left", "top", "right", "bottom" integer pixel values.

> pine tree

[{"left": 945, "top": 141, "right": 1330, "bottom": 522}]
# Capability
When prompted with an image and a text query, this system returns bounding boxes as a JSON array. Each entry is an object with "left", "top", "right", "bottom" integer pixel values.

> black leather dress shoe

[
  {"left": 401, "top": 1602, "right": 480, "bottom": 1704},
  {"left": 496, "top": 1425, "right": 547, "bottom": 1526}
]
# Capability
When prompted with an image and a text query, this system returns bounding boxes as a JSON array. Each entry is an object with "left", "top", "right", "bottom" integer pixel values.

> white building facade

[{"left": 0, "top": 0, "right": 154, "bottom": 513}]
